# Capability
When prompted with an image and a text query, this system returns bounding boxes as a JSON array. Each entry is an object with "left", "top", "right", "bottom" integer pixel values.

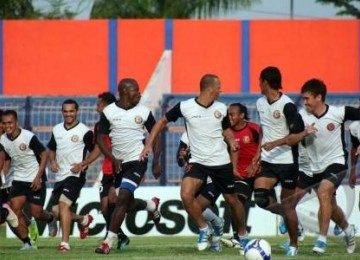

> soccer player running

[
  {"left": 265, "top": 78, "right": 359, "bottom": 254},
  {"left": 47, "top": 99, "right": 94, "bottom": 252},
  {"left": 0, "top": 110, "right": 55, "bottom": 250},
  {"left": 95, "top": 78, "right": 161, "bottom": 254},
  {"left": 140, "top": 74, "right": 249, "bottom": 252},
  {"left": 253, "top": 66, "right": 304, "bottom": 257},
  {"left": 177, "top": 132, "right": 224, "bottom": 252}
]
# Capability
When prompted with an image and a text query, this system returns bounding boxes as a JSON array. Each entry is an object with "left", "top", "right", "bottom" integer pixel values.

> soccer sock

[
  {"left": 46, "top": 213, "right": 54, "bottom": 223},
  {"left": 104, "top": 230, "right": 117, "bottom": 248},
  {"left": 21, "top": 237, "right": 31, "bottom": 246},
  {"left": 238, "top": 232, "right": 249, "bottom": 240},
  {"left": 344, "top": 225, "right": 353, "bottom": 236},
  {"left": 202, "top": 208, "right": 222, "bottom": 227},
  {"left": 80, "top": 214, "right": 89, "bottom": 226},
  {"left": 199, "top": 225, "right": 209, "bottom": 231},
  {"left": 231, "top": 218, "right": 239, "bottom": 240},
  {"left": 145, "top": 200, "right": 156, "bottom": 212},
  {"left": 317, "top": 235, "right": 327, "bottom": 244}
]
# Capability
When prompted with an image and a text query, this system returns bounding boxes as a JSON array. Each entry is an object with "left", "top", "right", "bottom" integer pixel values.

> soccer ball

[{"left": 244, "top": 239, "right": 271, "bottom": 260}]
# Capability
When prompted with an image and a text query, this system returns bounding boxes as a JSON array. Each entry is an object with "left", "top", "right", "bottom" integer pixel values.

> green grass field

[{"left": 2, "top": 227, "right": 360, "bottom": 260}]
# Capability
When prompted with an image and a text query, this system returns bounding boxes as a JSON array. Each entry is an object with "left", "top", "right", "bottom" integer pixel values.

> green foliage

[
  {"left": 91, "top": 0, "right": 257, "bottom": 19},
  {"left": 316, "top": 0, "right": 360, "bottom": 18},
  {"left": 0, "top": 0, "right": 40, "bottom": 19}
]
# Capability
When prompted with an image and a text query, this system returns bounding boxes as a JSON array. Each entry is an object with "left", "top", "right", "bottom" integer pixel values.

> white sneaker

[
  {"left": 220, "top": 237, "right": 240, "bottom": 248},
  {"left": 197, "top": 228, "right": 210, "bottom": 251},
  {"left": 2, "top": 203, "right": 18, "bottom": 228},
  {"left": 20, "top": 243, "right": 37, "bottom": 250},
  {"left": 344, "top": 224, "right": 356, "bottom": 254}
]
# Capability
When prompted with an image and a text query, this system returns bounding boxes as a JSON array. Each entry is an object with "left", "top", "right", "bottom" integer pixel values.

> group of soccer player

[{"left": 1, "top": 65, "right": 360, "bottom": 257}]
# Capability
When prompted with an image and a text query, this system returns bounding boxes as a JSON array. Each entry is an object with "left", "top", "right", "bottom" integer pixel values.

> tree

[
  {"left": 91, "top": 0, "right": 258, "bottom": 19},
  {"left": 316, "top": 0, "right": 360, "bottom": 18}
]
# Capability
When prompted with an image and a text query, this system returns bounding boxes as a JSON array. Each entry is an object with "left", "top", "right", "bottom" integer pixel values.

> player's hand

[
  {"left": 70, "top": 163, "right": 83, "bottom": 174},
  {"left": 246, "top": 163, "right": 261, "bottom": 178},
  {"left": 305, "top": 123, "right": 318, "bottom": 136},
  {"left": 152, "top": 162, "right": 161, "bottom": 179},
  {"left": 113, "top": 158, "right": 123, "bottom": 174},
  {"left": 229, "top": 141, "right": 239, "bottom": 152},
  {"left": 233, "top": 168, "right": 243, "bottom": 180},
  {"left": 140, "top": 146, "right": 152, "bottom": 161},
  {"left": 262, "top": 142, "right": 276, "bottom": 151},
  {"left": 50, "top": 161, "right": 59, "bottom": 173},
  {"left": 30, "top": 176, "right": 41, "bottom": 191}
]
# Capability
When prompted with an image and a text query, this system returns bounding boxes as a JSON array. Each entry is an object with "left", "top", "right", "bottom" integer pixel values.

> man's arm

[
  {"left": 349, "top": 133, "right": 360, "bottom": 188},
  {"left": 29, "top": 136, "right": 48, "bottom": 190}
]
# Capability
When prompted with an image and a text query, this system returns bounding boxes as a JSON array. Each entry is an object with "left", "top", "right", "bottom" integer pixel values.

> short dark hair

[
  {"left": 2, "top": 110, "right": 17, "bottom": 120},
  {"left": 98, "top": 92, "right": 116, "bottom": 105},
  {"left": 229, "top": 103, "right": 249, "bottom": 120},
  {"left": 117, "top": 78, "right": 139, "bottom": 93},
  {"left": 301, "top": 78, "right": 327, "bottom": 102},
  {"left": 200, "top": 74, "right": 218, "bottom": 91},
  {"left": 62, "top": 99, "right": 79, "bottom": 110},
  {"left": 260, "top": 66, "right": 282, "bottom": 90}
]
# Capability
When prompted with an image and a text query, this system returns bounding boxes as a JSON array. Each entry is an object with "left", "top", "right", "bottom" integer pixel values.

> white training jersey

[
  {"left": 349, "top": 121, "right": 360, "bottom": 141},
  {"left": 100, "top": 102, "right": 153, "bottom": 163},
  {"left": 166, "top": 98, "right": 231, "bottom": 166},
  {"left": 256, "top": 94, "right": 295, "bottom": 164},
  {"left": 0, "top": 129, "right": 45, "bottom": 182},
  {"left": 49, "top": 122, "right": 92, "bottom": 182},
  {"left": 300, "top": 106, "right": 347, "bottom": 173}
]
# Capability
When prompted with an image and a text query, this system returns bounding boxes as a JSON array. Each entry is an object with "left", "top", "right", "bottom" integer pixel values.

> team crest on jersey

[
  {"left": 214, "top": 110, "right": 222, "bottom": 119},
  {"left": 134, "top": 116, "right": 143, "bottom": 124},
  {"left": 327, "top": 123, "right": 335, "bottom": 131},
  {"left": 71, "top": 135, "right": 79, "bottom": 142},
  {"left": 273, "top": 110, "right": 281, "bottom": 119},
  {"left": 19, "top": 143, "right": 27, "bottom": 151},
  {"left": 243, "top": 136, "right": 250, "bottom": 143}
]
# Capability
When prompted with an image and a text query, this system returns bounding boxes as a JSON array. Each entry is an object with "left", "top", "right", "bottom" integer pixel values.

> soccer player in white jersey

[
  {"left": 95, "top": 78, "right": 161, "bottom": 254},
  {"left": 348, "top": 119, "right": 360, "bottom": 191},
  {"left": 253, "top": 66, "right": 304, "bottom": 257},
  {"left": 0, "top": 110, "right": 55, "bottom": 250},
  {"left": 269, "top": 78, "right": 359, "bottom": 254},
  {"left": 140, "top": 74, "right": 249, "bottom": 252},
  {"left": 47, "top": 99, "right": 94, "bottom": 252}
]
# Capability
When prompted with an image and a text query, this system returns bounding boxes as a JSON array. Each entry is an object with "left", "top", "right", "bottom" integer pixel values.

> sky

[{"left": 32, "top": 0, "right": 359, "bottom": 20}]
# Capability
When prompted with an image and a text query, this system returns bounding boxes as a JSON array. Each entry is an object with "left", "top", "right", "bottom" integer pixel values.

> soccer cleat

[
  {"left": 2, "top": 203, "right": 19, "bottom": 228},
  {"left": 312, "top": 240, "right": 327, "bottom": 254},
  {"left": 79, "top": 214, "right": 94, "bottom": 239},
  {"left": 58, "top": 242, "right": 70, "bottom": 252},
  {"left": 48, "top": 217, "right": 58, "bottom": 237},
  {"left": 220, "top": 237, "right": 240, "bottom": 248},
  {"left": 151, "top": 197, "right": 161, "bottom": 225},
  {"left": 197, "top": 228, "right": 210, "bottom": 251},
  {"left": 28, "top": 218, "right": 39, "bottom": 245},
  {"left": 95, "top": 242, "right": 110, "bottom": 254},
  {"left": 286, "top": 246, "right": 298, "bottom": 256},
  {"left": 279, "top": 240, "right": 290, "bottom": 250},
  {"left": 334, "top": 224, "right": 343, "bottom": 236},
  {"left": 278, "top": 221, "right": 287, "bottom": 234},
  {"left": 344, "top": 224, "right": 356, "bottom": 254},
  {"left": 117, "top": 234, "right": 130, "bottom": 250},
  {"left": 297, "top": 223, "right": 305, "bottom": 242},
  {"left": 20, "top": 243, "right": 37, "bottom": 250},
  {"left": 239, "top": 238, "right": 249, "bottom": 255},
  {"left": 212, "top": 218, "right": 224, "bottom": 237}
]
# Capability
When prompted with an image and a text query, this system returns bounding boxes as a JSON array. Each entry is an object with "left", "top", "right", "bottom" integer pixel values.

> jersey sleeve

[
  {"left": 47, "top": 133, "right": 57, "bottom": 151},
  {"left": 83, "top": 130, "right": 94, "bottom": 152},
  {"left": 29, "top": 135, "right": 46, "bottom": 155},
  {"left": 283, "top": 103, "right": 304, "bottom": 134},
  {"left": 222, "top": 113, "right": 231, "bottom": 130},
  {"left": 0, "top": 143, "right": 10, "bottom": 160},
  {"left": 98, "top": 113, "right": 111, "bottom": 135},
  {"left": 165, "top": 102, "right": 182, "bottom": 122},
  {"left": 144, "top": 112, "right": 156, "bottom": 132},
  {"left": 350, "top": 133, "right": 360, "bottom": 149},
  {"left": 344, "top": 106, "right": 360, "bottom": 121}
]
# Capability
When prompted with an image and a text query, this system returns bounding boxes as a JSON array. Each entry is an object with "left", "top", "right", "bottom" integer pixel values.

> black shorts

[
  {"left": 10, "top": 180, "right": 46, "bottom": 206},
  {"left": 297, "top": 163, "right": 347, "bottom": 190},
  {"left": 119, "top": 160, "right": 147, "bottom": 193},
  {"left": 100, "top": 174, "right": 115, "bottom": 199},
  {"left": 198, "top": 180, "right": 221, "bottom": 206},
  {"left": 184, "top": 163, "right": 235, "bottom": 194},
  {"left": 49, "top": 176, "right": 85, "bottom": 206},
  {"left": 0, "top": 187, "right": 11, "bottom": 204},
  {"left": 256, "top": 161, "right": 298, "bottom": 189}
]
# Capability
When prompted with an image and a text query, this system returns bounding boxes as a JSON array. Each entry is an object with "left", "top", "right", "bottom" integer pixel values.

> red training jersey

[{"left": 232, "top": 121, "right": 260, "bottom": 178}]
